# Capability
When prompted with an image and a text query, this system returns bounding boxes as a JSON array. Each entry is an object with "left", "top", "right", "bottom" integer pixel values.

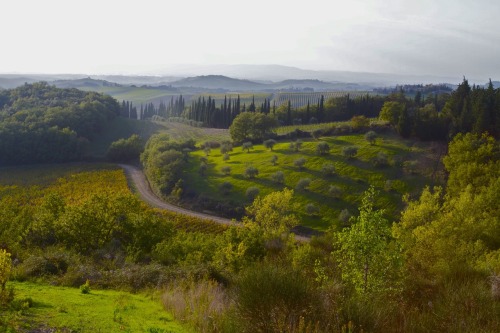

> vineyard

[{"left": 272, "top": 91, "right": 377, "bottom": 108}]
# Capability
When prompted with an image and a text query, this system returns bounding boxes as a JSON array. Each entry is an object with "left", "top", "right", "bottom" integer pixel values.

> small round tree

[
  {"left": 294, "top": 157, "right": 306, "bottom": 170},
  {"left": 305, "top": 203, "right": 320, "bottom": 216},
  {"left": 271, "top": 171, "right": 285, "bottom": 184},
  {"left": 245, "top": 166, "right": 259, "bottom": 179},
  {"left": 372, "top": 151, "right": 389, "bottom": 167},
  {"left": 365, "top": 131, "right": 377, "bottom": 145},
  {"left": 263, "top": 139, "right": 277, "bottom": 151},
  {"left": 342, "top": 146, "right": 358, "bottom": 159},
  {"left": 242, "top": 142, "right": 253, "bottom": 153},
  {"left": 246, "top": 187, "right": 260, "bottom": 201},
  {"left": 221, "top": 166, "right": 231, "bottom": 176},
  {"left": 321, "top": 163, "right": 336, "bottom": 177},
  {"left": 199, "top": 162, "right": 208, "bottom": 176},
  {"left": 295, "top": 178, "right": 311, "bottom": 191},
  {"left": 328, "top": 185, "right": 342, "bottom": 198},
  {"left": 338, "top": 209, "right": 351, "bottom": 226},
  {"left": 312, "top": 129, "right": 324, "bottom": 140},
  {"left": 270, "top": 155, "right": 278, "bottom": 166},
  {"left": 220, "top": 181, "right": 233, "bottom": 195},
  {"left": 223, "top": 153, "right": 230, "bottom": 161},
  {"left": 316, "top": 142, "right": 330, "bottom": 155}
]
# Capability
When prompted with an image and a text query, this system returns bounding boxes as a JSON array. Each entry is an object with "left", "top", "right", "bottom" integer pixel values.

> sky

[{"left": 1, "top": 0, "right": 499, "bottom": 80}]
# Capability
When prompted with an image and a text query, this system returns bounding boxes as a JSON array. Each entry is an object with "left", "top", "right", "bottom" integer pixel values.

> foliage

[
  {"left": 80, "top": 279, "right": 91, "bottom": 294},
  {"left": 365, "top": 130, "right": 377, "bottom": 145},
  {"left": 141, "top": 133, "right": 193, "bottom": 196},
  {"left": 316, "top": 141, "right": 330, "bottom": 155},
  {"left": 342, "top": 146, "right": 358, "bottom": 158},
  {"left": 219, "top": 181, "right": 233, "bottom": 195},
  {"left": 335, "top": 187, "right": 402, "bottom": 296},
  {"left": 263, "top": 139, "right": 277, "bottom": 151},
  {"left": 244, "top": 188, "right": 298, "bottom": 235},
  {"left": 241, "top": 141, "right": 253, "bottom": 152},
  {"left": 351, "top": 115, "right": 370, "bottom": 130},
  {"left": 321, "top": 163, "right": 335, "bottom": 176},
  {"left": 245, "top": 187, "right": 260, "bottom": 201},
  {"left": 229, "top": 112, "right": 277, "bottom": 143},
  {"left": 0, "top": 82, "right": 120, "bottom": 165},
  {"left": 244, "top": 166, "right": 258, "bottom": 179},
  {"left": 295, "top": 178, "right": 311, "bottom": 191},
  {"left": 294, "top": 157, "right": 306, "bottom": 170},
  {"left": 0, "top": 249, "right": 11, "bottom": 290},
  {"left": 221, "top": 165, "right": 231, "bottom": 176},
  {"left": 271, "top": 170, "right": 285, "bottom": 184},
  {"left": 270, "top": 154, "right": 278, "bottom": 165},
  {"left": 106, "top": 134, "right": 144, "bottom": 162},
  {"left": 305, "top": 203, "right": 320, "bottom": 216}
]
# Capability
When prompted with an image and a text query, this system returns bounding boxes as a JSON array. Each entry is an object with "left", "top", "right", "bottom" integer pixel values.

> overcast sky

[{"left": 1, "top": 0, "right": 499, "bottom": 80}]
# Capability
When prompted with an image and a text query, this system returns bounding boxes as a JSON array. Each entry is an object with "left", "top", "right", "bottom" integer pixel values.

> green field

[
  {"left": 79, "top": 86, "right": 189, "bottom": 106},
  {"left": 87, "top": 117, "right": 229, "bottom": 158},
  {"left": 183, "top": 133, "right": 442, "bottom": 230},
  {"left": 6, "top": 282, "right": 190, "bottom": 333}
]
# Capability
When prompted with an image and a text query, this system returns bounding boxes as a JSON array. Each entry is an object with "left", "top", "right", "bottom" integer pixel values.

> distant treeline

[
  {"left": 380, "top": 79, "right": 500, "bottom": 140},
  {"left": 0, "top": 82, "right": 120, "bottom": 164}
]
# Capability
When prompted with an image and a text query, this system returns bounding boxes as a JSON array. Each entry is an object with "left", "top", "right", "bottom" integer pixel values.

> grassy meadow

[
  {"left": 7, "top": 281, "right": 190, "bottom": 333},
  {"left": 184, "top": 132, "right": 443, "bottom": 230}
]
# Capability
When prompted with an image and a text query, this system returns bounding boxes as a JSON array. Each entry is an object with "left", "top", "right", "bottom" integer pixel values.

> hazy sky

[{"left": 1, "top": 0, "right": 499, "bottom": 79}]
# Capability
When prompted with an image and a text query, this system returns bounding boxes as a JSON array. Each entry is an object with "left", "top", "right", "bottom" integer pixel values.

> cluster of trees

[
  {"left": 140, "top": 133, "right": 195, "bottom": 197},
  {"left": 229, "top": 112, "right": 277, "bottom": 143},
  {"left": 106, "top": 134, "right": 144, "bottom": 162},
  {"left": 0, "top": 82, "right": 120, "bottom": 164},
  {"left": 119, "top": 95, "right": 186, "bottom": 120},
  {"left": 380, "top": 79, "right": 500, "bottom": 141}
]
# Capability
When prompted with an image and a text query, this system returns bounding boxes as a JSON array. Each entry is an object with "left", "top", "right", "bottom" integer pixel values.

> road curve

[
  {"left": 118, "top": 164, "right": 237, "bottom": 226},
  {"left": 118, "top": 164, "right": 311, "bottom": 242}
]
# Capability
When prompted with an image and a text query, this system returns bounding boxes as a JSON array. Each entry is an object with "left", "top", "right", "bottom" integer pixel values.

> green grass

[
  {"left": 183, "top": 133, "right": 441, "bottom": 230},
  {"left": 7, "top": 281, "right": 190, "bottom": 333},
  {"left": 79, "top": 86, "right": 188, "bottom": 106}
]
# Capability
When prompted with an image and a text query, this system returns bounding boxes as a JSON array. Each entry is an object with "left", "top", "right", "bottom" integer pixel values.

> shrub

[
  {"left": 203, "top": 147, "right": 211, "bottom": 156},
  {"left": 203, "top": 141, "right": 221, "bottom": 149},
  {"left": 321, "top": 163, "right": 335, "bottom": 176},
  {"left": 328, "top": 185, "right": 342, "bottom": 198},
  {"left": 342, "top": 146, "right": 358, "bottom": 159},
  {"left": 351, "top": 115, "right": 370, "bottom": 130},
  {"left": 220, "top": 181, "right": 233, "bottom": 195},
  {"left": 270, "top": 155, "right": 278, "bottom": 166},
  {"left": 316, "top": 142, "right": 330, "bottom": 155},
  {"left": 338, "top": 209, "right": 351, "bottom": 225},
  {"left": 365, "top": 130, "right": 377, "bottom": 145},
  {"left": 294, "top": 157, "right": 306, "bottom": 170},
  {"left": 221, "top": 166, "right": 231, "bottom": 176},
  {"left": 242, "top": 142, "right": 253, "bottom": 153},
  {"left": 199, "top": 162, "right": 207, "bottom": 176},
  {"left": 271, "top": 171, "right": 284, "bottom": 184},
  {"left": 305, "top": 203, "right": 320, "bottom": 216},
  {"left": 263, "top": 139, "right": 277, "bottom": 151},
  {"left": 106, "top": 134, "right": 144, "bottom": 162},
  {"left": 222, "top": 153, "right": 230, "bottom": 161},
  {"left": 244, "top": 166, "right": 259, "bottom": 179},
  {"left": 246, "top": 187, "right": 260, "bottom": 201},
  {"left": 80, "top": 279, "right": 91, "bottom": 294},
  {"left": 289, "top": 139, "right": 302, "bottom": 152},
  {"left": 372, "top": 152, "right": 389, "bottom": 167},
  {"left": 312, "top": 128, "right": 324, "bottom": 139},
  {"left": 296, "top": 178, "right": 311, "bottom": 191},
  {"left": 234, "top": 264, "right": 316, "bottom": 332}
]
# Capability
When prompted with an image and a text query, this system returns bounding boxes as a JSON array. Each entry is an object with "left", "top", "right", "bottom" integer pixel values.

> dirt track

[{"left": 118, "top": 164, "right": 311, "bottom": 241}]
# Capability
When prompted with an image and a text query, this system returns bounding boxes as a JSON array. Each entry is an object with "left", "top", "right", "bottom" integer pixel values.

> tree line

[{"left": 0, "top": 82, "right": 120, "bottom": 165}]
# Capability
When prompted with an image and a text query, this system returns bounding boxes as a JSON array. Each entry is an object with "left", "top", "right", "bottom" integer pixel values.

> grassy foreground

[{"left": 6, "top": 281, "right": 190, "bottom": 333}]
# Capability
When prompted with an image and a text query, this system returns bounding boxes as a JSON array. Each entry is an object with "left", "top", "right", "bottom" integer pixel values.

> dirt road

[{"left": 118, "top": 164, "right": 311, "bottom": 241}]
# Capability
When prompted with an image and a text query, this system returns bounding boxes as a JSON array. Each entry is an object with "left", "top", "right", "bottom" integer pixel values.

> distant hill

[
  {"left": 52, "top": 77, "right": 121, "bottom": 89},
  {"left": 170, "top": 75, "right": 266, "bottom": 91}
]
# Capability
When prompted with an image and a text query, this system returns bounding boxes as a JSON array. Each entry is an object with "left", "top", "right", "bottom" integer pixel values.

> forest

[{"left": 0, "top": 80, "right": 499, "bottom": 332}]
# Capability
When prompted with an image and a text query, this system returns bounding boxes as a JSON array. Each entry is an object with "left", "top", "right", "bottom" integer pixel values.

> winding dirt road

[
  {"left": 118, "top": 164, "right": 312, "bottom": 241},
  {"left": 119, "top": 164, "right": 237, "bottom": 227}
]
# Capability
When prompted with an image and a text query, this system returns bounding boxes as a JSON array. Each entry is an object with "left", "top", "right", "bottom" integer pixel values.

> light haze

[{"left": 1, "top": 0, "right": 499, "bottom": 80}]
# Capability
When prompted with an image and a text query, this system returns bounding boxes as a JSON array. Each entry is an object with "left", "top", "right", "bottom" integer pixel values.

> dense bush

[{"left": 106, "top": 134, "right": 144, "bottom": 162}]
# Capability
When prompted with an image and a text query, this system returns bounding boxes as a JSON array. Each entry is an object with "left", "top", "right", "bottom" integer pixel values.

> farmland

[{"left": 182, "top": 131, "right": 443, "bottom": 230}]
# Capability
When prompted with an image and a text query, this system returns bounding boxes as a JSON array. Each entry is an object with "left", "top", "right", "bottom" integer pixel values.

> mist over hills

[{"left": 1, "top": 64, "right": 493, "bottom": 92}]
